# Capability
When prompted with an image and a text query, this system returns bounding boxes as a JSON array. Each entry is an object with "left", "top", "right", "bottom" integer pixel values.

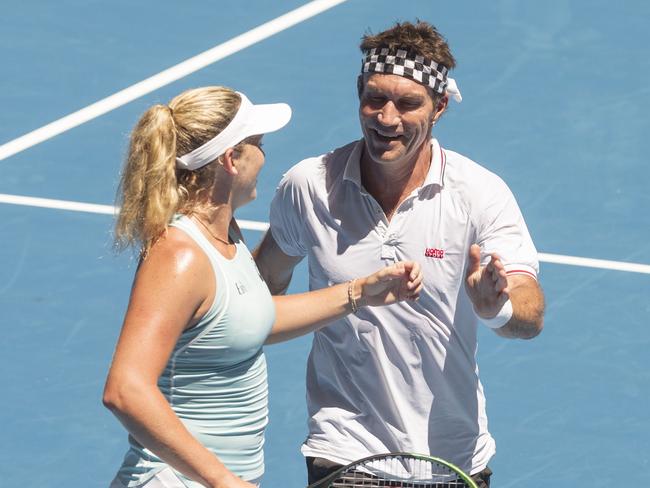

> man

[{"left": 255, "top": 21, "right": 544, "bottom": 488}]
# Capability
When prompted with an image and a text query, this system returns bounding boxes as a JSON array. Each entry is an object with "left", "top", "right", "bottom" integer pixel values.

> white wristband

[{"left": 481, "top": 299, "right": 513, "bottom": 329}]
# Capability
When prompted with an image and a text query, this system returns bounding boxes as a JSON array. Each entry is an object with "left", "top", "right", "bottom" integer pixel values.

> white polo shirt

[{"left": 269, "top": 138, "right": 539, "bottom": 475}]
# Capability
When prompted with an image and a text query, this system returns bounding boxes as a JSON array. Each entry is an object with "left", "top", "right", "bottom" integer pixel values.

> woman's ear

[{"left": 220, "top": 147, "right": 239, "bottom": 176}]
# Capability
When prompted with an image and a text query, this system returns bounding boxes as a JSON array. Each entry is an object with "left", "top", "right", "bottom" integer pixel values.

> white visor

[{"left": 175, "top": 91, "right": 292, "bottom": 171}]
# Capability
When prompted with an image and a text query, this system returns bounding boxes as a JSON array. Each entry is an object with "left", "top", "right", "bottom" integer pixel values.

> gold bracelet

[{"left": 347, "top": 279, "right": 358, "bottom": 314}]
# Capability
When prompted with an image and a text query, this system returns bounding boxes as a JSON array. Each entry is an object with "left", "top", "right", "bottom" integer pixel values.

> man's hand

[{"left": 465, "top": 244, "right": 509, "bottom": 319}]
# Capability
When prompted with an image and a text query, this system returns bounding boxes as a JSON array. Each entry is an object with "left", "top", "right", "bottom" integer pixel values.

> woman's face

[{"left": 231, "top": 135, "right": 265, "bottom": 208}]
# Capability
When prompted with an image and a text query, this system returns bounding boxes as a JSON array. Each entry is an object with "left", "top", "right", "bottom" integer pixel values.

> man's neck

[{"left": 360, "top": 142, "right": 432, "bottom": 219}]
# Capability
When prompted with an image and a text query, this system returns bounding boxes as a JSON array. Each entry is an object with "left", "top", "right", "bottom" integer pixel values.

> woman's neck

[{"left": 191, "top": 204, "right": 234, "bottom": 245}]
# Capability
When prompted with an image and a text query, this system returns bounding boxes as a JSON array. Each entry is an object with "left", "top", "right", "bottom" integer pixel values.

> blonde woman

[{"left": 103, "top": 86, "right": 423, "bottom": 488}]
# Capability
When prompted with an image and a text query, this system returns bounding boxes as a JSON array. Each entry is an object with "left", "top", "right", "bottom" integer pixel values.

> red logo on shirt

[{"left": 424, "top": 247, "right": 445, "bottom": 259}]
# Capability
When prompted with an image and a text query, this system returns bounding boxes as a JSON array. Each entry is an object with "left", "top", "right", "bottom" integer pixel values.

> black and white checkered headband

[{"left": 362, "top": 47, "right": 462, "bottom": 102}]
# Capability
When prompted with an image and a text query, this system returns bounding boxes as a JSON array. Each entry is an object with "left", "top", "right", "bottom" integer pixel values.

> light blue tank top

[{"left": 114, "top": 215, "right": 276, "bottom": 486}]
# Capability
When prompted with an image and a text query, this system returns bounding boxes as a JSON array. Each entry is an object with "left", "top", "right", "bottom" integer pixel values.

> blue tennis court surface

[{"left": 1, "top": 1, "right": 648, "bottom": 486}]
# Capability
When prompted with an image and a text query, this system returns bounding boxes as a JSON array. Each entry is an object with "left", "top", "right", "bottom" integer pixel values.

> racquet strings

[{"left": 329, "top": 454, "right": 470, "bottom": 487}]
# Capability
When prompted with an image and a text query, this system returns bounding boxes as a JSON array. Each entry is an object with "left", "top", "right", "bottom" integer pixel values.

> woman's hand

[{"left": 357, "top": 261, "right": 423, "bottom": 307}]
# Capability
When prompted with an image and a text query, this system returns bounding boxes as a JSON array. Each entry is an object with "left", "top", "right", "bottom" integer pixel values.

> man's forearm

[
  {"left": 496, "top": 279, "right": 545, "bottom": 339},
  {"left": 253, "top": 230, "right": 302, "bottom": 295},
  {"left": 258, "top": 261, "right": 293, "bottom": 295}
]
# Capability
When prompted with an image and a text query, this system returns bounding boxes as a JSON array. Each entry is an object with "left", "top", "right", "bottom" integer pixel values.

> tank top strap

[{"left": 169, "top": 214, "right": 232, "bottom": 327}]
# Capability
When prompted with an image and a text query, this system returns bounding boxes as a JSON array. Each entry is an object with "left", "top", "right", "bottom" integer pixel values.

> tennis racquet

[{"left": 307, "top": 452, "right": 478, "bottom": 488}]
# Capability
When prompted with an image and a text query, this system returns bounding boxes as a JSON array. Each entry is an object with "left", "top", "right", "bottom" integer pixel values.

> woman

[{"left": 103, "top": 86, "right": 422, "bottom": 488}]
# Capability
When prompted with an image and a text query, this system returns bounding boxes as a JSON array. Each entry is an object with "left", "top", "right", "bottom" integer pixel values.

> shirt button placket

[{"left": 381, "top": 227, "right": 397, "bottom": 261}]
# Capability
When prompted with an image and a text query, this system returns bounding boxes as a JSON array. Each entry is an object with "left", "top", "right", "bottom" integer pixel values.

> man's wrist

[{"left": 481, "top": 299, "right": 513, "bottom": 329}]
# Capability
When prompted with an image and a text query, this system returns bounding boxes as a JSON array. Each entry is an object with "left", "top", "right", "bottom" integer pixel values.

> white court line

[
  {"left": 0, "top": 0, "right": 348, "bottom": 161},
  {"left": 2, "top": 193, "right": 649, "bottom": 275},
  {"left": 537, "top": 253, "right": 650, "bottom": 274},
  {"left": 0, "top": 193, "right": 270, "bottom": 232},
  {"left": 0, "top": 193, "right": 116, "bottom": 215}
]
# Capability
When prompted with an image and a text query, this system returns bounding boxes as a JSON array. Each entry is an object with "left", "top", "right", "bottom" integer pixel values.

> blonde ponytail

[{"left": 115, "top": 105, "right": 179, "bottom": 254}]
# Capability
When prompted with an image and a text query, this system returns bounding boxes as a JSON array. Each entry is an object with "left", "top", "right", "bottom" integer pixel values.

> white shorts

[
  {"left": 109, "top": 468, "right": 262, "bottom": 487},
  {"left": 109, "top": 468, "right": 185, "bottom": 488}
]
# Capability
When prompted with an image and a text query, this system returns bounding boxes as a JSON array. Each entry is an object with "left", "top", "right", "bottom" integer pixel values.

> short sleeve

[
  {"left": 269, "top": 168, "right": 309, "bottom": 258},
  {"left": 475, "top": 176, "right": 539, "bottom": 279}
]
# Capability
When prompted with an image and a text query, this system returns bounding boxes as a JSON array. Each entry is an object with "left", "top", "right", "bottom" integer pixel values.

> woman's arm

[
  {"left": 103, "top": 234, "right": 255, "bottom": 488},
  {"left": 266, "top": 261, "right": 423, "bottom": 344}
]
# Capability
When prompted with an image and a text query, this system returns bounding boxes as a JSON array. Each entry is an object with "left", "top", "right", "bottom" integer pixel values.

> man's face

[{"left": 359, "top": 73, "right": 438, "bottom": 166}]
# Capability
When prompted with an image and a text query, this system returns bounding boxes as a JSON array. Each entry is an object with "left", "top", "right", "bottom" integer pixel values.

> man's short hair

[{"left": 360, "top": 20, "right": 456, "bottom": 71}]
